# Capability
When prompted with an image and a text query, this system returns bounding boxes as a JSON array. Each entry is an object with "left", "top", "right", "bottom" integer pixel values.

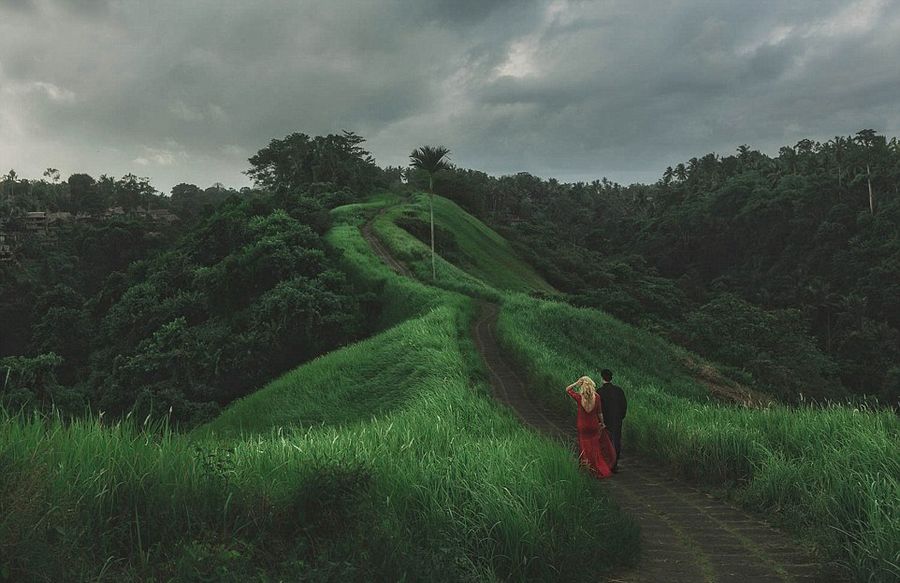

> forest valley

[{"left": 1, "top": 129, "right": 898, "bottom": 426}]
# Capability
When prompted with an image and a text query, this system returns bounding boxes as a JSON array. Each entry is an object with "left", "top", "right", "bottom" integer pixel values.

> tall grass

[
  {"left": 497, "top": 294, "right": 900, "bottom": 582},
  {"left": 200, "top": 303, "right": 639, "bottom": 579},
  {"left": 0, "top": 198, "right": 639, "bottom": 581},
  {"left": 0, "top": 303, "right": 639, "bottom": 580},
  {"left": 326, "top": 220, "right": 448, "bottom": 329}
]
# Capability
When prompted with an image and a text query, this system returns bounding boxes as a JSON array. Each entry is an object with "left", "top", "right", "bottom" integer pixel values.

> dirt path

[
  {"left": 360, "top": 217, "right": 840, "bottom": 582},
  {"left": 361, "top": 212, "right": 415, "bottom": 278},
  {"left": 472, "top": 302, "right": 840, "bottom": 583}
]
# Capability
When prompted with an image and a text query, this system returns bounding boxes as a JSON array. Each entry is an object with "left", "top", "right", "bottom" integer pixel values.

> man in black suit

[{"left": 598, "top": 369, "right": 627, "bottom": 472}]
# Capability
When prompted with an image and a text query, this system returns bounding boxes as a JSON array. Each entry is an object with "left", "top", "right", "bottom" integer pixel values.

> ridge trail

[
  {"left": 361, "top": 216, "right": 842, "bottom": 583},
  {"left": 361, "top": 209, "right": 415, "bottom": 278}
]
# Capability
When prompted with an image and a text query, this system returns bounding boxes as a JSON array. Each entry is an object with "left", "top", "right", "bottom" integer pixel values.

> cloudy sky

[{"left": 2, "top": 0, "right": 899, "bottom": 193}]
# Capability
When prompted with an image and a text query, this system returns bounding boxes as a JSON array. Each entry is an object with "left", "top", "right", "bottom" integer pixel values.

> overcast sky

[{"left": 2, "top": 0, "right": 899, "bottom": 194}]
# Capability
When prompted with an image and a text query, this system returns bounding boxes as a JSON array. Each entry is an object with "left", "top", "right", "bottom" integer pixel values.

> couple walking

[{"left": 565, "top": 369, "right": 627, "bottom": 478}]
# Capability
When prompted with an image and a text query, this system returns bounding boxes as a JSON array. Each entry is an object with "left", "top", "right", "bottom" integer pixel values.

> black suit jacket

[{"left": 598, "top": 382, "right": 627, "bottom": 434}]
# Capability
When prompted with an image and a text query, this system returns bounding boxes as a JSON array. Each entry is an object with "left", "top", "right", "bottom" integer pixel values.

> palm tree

[
  {"left": 409, "top": 145, "right": 451, "bottom": 280},
  {"left": 827, "top": 136, "right": 848, "bottom": 189},
  {"left": 2, "top": 169, "right": 18, "bottom": 201},
  {"left": 736, "top": 144, "right": 752, "bottom": 172},
  {"left": 662, "top": 166, "right": 674, "bottom": 186},
  {"left": 854, "top": 129, "right": 878, "bottom": 214}
]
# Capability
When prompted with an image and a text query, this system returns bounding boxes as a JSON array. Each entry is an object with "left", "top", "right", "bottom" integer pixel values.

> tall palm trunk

[
  {"left": 866, "top": 163, "right": 874, "bottom": 214},
  {"left": 429, "top": 174, "right": 435, "bottom": 280}
]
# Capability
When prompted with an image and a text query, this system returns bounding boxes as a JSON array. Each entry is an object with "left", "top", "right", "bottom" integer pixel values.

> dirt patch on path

[{"left": 472, "top": 301, "right": 841, "bottom": 583}]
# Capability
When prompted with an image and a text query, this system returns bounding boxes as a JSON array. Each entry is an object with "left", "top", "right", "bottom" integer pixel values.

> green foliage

[
  {"left": 113, "top": 173, "right": 157, "bottom": 211},
  {"left": 408, "top": 145, "right": 452, "bottom": 193},
  {"left": 0, "top": 353, "right": 84, "bottom": 413},
  {"left": 67, "top": 173, "right": 104, "bottom": 214},
  {"left": 247, "top": 130, "right": 384, "bottom": 195},
  {"left": 88, "top": 196, "right": 364, "bottom": 425},
  {"left": 1, "top": 172, "right": 369, "bottom": 425},
  {"left": 683, "top": 293, "right": 840, "bottom": 401},
  {"left": 169, "top": 182, "right": 236, "bottom": 225}
]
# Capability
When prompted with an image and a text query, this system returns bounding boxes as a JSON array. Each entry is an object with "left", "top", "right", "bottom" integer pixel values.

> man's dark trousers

[{"left": 599, "top": 382, "right": 627, "bottom": 470}]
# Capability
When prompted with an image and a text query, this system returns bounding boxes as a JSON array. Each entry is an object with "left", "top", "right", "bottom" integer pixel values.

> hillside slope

[
  {"left": 374, "top": 192, "right": 556, "bottom": 295},
  {"left": 0, "top": 193, "right": 638, "bottom": 581},
  {"left": 194, "top": 199, "right": 640, "bottom": 580},
  {"left": 3, "top": 190, "right": 895, "bottom": 582},
  {"left": 360, "top": 191, "right": 899, "bottom": 583}
]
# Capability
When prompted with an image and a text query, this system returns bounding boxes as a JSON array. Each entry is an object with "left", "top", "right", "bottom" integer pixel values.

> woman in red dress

[{"left": 566, "top": 376, "right": 617, "bottom": 478}]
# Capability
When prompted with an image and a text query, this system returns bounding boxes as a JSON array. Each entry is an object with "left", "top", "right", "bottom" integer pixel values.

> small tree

[{"left": 409, "top": 145, "right": 451, "bottom": 279}]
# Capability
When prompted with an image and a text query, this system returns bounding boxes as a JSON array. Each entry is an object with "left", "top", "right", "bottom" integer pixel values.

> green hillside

[
  {"left": 374, "top": 192, "right": 556, "bottom": 295},
  {"left": 496, "top": 295, "right": 899, "bottom": 582},
  {"left": 1, "top": 190, "right": 896, "bottom": 582},
  {"left": 348, "top": 192, "right": 900, "bottom": 582},
  {"left": 195, "top": 201, "right": 640, "bottom": 579},
  {"left": 0, "top": 194, "right": 637, "bottom": 582}
]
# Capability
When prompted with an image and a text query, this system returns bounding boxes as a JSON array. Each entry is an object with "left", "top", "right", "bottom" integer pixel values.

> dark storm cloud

[
  {"left": 5, "top": 0, "right": 114, "bottom": 14},
  {"left": 446, "top": 0, "right": 900, "bottom": 178},
  {"left": 1, "top": 0, "right": 899, "bottom": 193},
  {"left": 406, "top": 0, "right": 534, "bottom": 25},
  {"left": 3, "top": 0, "right": 32, "bottom": 11}
]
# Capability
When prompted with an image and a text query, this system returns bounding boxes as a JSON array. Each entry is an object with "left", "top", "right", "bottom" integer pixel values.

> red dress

[{"left": 567, "top": 388, "right": 617, "bottom": 478}]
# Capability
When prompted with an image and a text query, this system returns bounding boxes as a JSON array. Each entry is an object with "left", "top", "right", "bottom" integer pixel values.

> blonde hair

[{"left": 577, "top": 376, "right": 597, "bottom": 413}]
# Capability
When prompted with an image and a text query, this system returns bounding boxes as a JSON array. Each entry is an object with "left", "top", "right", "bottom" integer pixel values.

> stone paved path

[{"left": 360, "top": 218, "right": 846, "bottom": 582}]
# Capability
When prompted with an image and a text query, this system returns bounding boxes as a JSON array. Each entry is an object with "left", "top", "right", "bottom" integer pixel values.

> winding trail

[
  {"left": 361, "top": 217, "right": 842, "bottom": 582},
  {"left": 361, "top": 210, "right": 415, "bottom": 278},
  {"left": 472, "top": 303, "right": 839, "bottom": 583}
]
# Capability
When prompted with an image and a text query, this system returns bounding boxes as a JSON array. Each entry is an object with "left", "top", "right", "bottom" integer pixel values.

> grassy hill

[
  {"left": 345, "top": 191, "right": 900, "bottom": 582},
  {"left": 1, "top": 190, "right": 896, "bottom": 582},
  {"left": 0, "top": 193, "right": 636, "bottom": 582},
  {"left": 372, "top": 192, "right": 556, "bottom": 296}
]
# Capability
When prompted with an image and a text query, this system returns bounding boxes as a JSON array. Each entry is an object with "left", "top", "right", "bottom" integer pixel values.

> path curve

[
  {"left": 473, "top": 301, "right": 841, "bottom": 583},
  {"left": 360, "top": 213, "right": 841, "bottom": 582},
  {"left": 361, "top": 211, "right": 415, "bottom": 278}
]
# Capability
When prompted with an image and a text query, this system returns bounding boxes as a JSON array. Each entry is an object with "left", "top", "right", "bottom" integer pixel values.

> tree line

[
  {"left": 0, "top": 132, "right": 393, "bottom": 425},
  {"left": 2, "top": 128, "right": 897, "bottom": 420}
]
